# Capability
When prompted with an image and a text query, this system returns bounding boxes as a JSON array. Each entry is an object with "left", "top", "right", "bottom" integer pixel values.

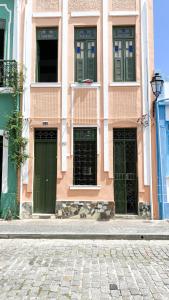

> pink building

[{"left": 19, "top": 0, "right": 158, "bottom": 219}]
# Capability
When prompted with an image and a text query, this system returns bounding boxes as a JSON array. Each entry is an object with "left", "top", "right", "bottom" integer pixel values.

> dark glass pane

[{"left": 73, "top": 128, "right": 97, "bottom": 185}]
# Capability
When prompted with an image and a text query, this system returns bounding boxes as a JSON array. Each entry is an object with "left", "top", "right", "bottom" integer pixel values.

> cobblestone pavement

[{"left": 1, "top": 240, "right": 169, "bottom": 299}]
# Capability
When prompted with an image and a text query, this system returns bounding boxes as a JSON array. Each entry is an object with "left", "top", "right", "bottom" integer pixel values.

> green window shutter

[
  {"left": 86, "top": 41, "right": 97, "bottom": 81},
  {"left": 75, "top": 41, "right": 85, "bottom": 82},
  {"left": 114, "top": 40, "right": 123, "bottom": 82},
  {"left": 75, "top": 28, "right": 97, "bottom": 82},
  {"left": 124, "top": 40, "right": 135, "bottom": 81},
  {"left": 113, "top": 27, "right": 135, "bottom": 82}
]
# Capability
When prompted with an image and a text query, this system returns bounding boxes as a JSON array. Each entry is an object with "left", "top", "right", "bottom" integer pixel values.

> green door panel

[
  {"left": 34, "top": 130, "right": 57, "bottom": 214},
  {"left": 113, "top": 129, "right": 138, "bottom": 214}
]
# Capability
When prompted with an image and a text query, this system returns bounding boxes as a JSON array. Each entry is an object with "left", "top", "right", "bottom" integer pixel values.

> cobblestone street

[{"left": 0, "top": 240, "right": 169, "bottom": 299}]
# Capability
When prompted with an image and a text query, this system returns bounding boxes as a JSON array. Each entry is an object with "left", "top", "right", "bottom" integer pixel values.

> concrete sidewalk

[{"left": 0, "top": 219, "right": 169, "bottom": 240}]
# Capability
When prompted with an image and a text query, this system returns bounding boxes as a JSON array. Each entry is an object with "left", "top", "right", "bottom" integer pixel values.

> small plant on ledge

[{"left": 6, "top": 111, "right": 29, "bottom": 169}]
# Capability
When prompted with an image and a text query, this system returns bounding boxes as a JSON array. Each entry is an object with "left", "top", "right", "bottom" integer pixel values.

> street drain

[{"left": 110, "top": 284, "right": 118, "bottom": 290}]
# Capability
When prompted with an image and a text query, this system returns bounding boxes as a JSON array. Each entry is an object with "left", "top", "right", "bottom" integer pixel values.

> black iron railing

[{"left": 0, "top": 60, "right": 18, "bottom": 88}]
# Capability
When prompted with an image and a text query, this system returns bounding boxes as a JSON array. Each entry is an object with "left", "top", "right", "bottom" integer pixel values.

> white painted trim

[
  {"left": 104, "top": 120, "right": 109, "bottom": 172},
  {"left": 0, "top": 87, "right": 13, "bottom": 93},
  {"left": 0, "top": 131, "right": 8, "bottom": 194},
  {"left": 0, "top": 4, "right": 12, "bottom": 59},
  {"left": 141, "top": 0, "right": 150, "bottom": 187},
  {"left": 110, "top": 82, "right": 140, "bottom": 87},
  {"left": 32, "top": 12, "right": 61, "bottom": 18},
  {"left": 70, "top": 185, "right": 101, "bottom": 190},
  {"left": 71, "top": 83, "right": 100, "bottom": 89},
  {"left": 31, "top": 82, "right": 61, "bottom": 88},
  {"left": 141, "top": 0, "right": 154, "bottom": 219},
  {"left": 21, "top": 0, "right": 32, "bottom": 187},
  {"left": 109, "top": 11, "right": 139, "bottom": 17},
  {"left": 103, "top": 0, "right": 109, "bottom": 172},
  {"left": 71, "top": 11, "right": 100, "bottom": 17},
  {"left": 13, "top": 0, "right": 20, "bottom": 61},
  {"left": 61, "top": 0, "right": 68, "bottom": 171}
]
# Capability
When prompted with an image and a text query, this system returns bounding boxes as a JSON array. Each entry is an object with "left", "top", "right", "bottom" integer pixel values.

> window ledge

[
  {"left": 70, "top": 185, "right": 101, "bottom": 190},
  {"left": 71, "top": 82, "right": 100, "bottom": 89},
  {"left": 31, "top": 82, "right": 61, "bottom": 88},
  {"left": 0, "top": 87, "right": 13, "bottom": 93},
  {"left": 109, "top": 11, "right": 139, "bottom": 17},
  {"left": 32, "top": 12, "right": 62, "bottom": 18},
  {"left": 110, "top": 82, "right": 140, "bottom": 87},
  {"left": 71, "top": 11, "right": 100, "bottom": 17}
]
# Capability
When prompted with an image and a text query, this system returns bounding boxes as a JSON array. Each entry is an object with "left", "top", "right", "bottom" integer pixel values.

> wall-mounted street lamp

[{"left": 150, "top": 73, "right": 164, "bottom": 115}]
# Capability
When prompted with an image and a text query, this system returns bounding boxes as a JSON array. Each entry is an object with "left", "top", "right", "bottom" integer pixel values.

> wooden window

[
  {"left": 73, "top": 128, "right": 97, "bottom": 185},
  {"left": 113, "top": 27, "right": 136, "bottom": 82},
  {"left": 75, "top": 28, "right": 97, "bottom": 82}
]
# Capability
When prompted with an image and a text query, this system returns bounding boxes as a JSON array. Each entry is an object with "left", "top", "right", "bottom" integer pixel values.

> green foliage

[
  {"left": 7, "top": 63, "right": 25, "bottom": 97},
  {"left": 6, "top": 111, "right": 29, "bottom": 169}
]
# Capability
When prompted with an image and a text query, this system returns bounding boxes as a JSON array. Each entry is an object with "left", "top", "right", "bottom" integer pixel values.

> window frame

[
  {"left": 74, "top": 27, "right": 97, "bottom": 83},
  {"left": 36, "top": 27, "right": 58, "bottom": 83},
  {"left": 113, "top": 26, "right": 136, "bottom": 82},
  {"left": 73, "top": 127, "right": 97, "bottom": 186}
]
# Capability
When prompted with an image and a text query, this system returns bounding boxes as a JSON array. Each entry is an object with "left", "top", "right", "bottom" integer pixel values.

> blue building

[{"left": 156, "top": 82, "right": 169, "bottom": 219}]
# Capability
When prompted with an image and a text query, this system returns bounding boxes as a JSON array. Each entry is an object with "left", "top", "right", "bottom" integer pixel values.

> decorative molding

[
  {"left": 69, "top": 0, "right": 101, "bottom": 11},
  {"left": 34, "top": 0, "right": 59, "bottom": 12},
  {"left": 111, "top": 0, "right": 136, "bottom": 11},
  {"left": 109, "top": 11, "right": 139, "bottom": 17},
  {"left": 71, "top": 11, "right": 100, "bottom": 17},
  {"left": 110, "top": 82, "right": 140, "bottom": 87},
  {"left": 0, "top": 4, "right": 12, "bottom": 59},
  {"left": 32, "top": 12, "right": 61, "bottom": 18},
  {"left": 31, "top": 82, "right": 61, "bottom": 88}
]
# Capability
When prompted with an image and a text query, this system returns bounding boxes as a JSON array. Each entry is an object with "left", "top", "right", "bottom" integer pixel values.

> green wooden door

[
  {"left": 33, "top": 129, "right": 57, "bottom": 214},
  {"left": 113, "top": 129, "right": 138, "bottom": 214}
]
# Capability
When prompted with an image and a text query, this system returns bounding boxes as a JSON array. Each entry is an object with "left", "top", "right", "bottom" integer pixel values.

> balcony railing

[{"left": 0, "top": 60, "right": 18, "bottom": 89}]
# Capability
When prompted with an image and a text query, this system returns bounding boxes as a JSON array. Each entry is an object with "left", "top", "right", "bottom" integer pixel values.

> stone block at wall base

[
  {"left": 138, "top": 202, "right": 151, "bottom": 218},
  {"left": 21, "top": 202, "right": 32, "bottom": 219},
  {"left": 55, "top": 201, "right": 115, "bottom": 220}
]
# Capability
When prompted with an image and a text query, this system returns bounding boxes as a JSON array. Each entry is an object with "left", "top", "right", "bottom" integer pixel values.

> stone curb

[{"left": 0, "top": 233, "right": 169, "bottom": 240}]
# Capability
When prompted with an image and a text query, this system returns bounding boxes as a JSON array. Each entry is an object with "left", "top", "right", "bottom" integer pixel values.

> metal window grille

[
  {"left": 35, "top": 129, "right": 57, "bottom": 140},
  {"left": 73, "top": 128, "right": 97, "bottom": 185}
]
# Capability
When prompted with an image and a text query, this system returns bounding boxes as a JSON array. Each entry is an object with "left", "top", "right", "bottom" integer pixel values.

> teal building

[{"left": 0, "top": 0, "right": 19, "bottom": 218}]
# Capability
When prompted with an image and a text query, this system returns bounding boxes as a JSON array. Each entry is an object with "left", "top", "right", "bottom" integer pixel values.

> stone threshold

[{"left": 32, "top": 214, "right": 56, "bottom": 219}]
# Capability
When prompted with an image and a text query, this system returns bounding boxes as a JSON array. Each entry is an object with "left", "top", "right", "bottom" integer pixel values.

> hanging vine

[
  {"left": 6, "top": 111, "right": 29, "bottom": 169},
  {"left": 8, "top": 63, "right": 25, "bottom": 98}
]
